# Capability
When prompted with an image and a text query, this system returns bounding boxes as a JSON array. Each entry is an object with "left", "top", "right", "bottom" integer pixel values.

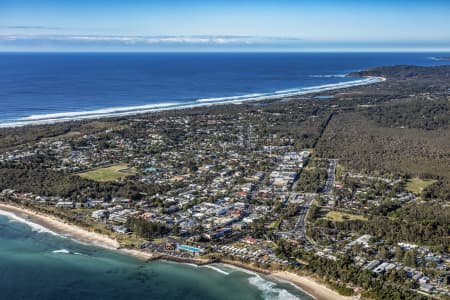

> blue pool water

[{"left": 178, "top": 245, "right": 202, "bottom": 253}]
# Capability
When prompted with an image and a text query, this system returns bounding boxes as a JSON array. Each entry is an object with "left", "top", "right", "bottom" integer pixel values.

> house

[
  {"left": 111, "top": 225, "right": 130, "bottom": 234},
  {"left": 232, "top": 222, "right": 247, "bottom": 231},
  {"left": 373, "top": 262, "right": 389, "bottom": 274},
  {"left": 91, "top": 209, "right": 109, "bottom": 220},
  {"left": 165, "top": 243, "right": 176, "bottom": 250},
  {"left": 366, "top": 260, "right": 381, "bottom": 271},
  {"left": 346, "top": 234, "right": 372, "bottom": 250},
  {"left": 420, "top": 284, "right": 435, "bottom": 293},
  {"left": 203, "top": 228, "right": 231, "bottom": 240},
  {"left": 55, "top": 201, "right": 74, "bottom": 209},
  {"left": 243, "top": 237, "right": 257, "bottom": 244}
]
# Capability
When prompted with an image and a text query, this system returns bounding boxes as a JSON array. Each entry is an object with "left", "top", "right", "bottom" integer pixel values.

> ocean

[
  {"left": 0, "top": 52, "right": 449, "bottom": 127},
  {"left": 0, "top": 211, "right": 312, "bottom": 300}
]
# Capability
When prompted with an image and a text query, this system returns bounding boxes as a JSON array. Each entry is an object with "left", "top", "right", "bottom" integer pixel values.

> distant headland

[{"left": 430, "top": 56, "right": 450, "bottom": 61}]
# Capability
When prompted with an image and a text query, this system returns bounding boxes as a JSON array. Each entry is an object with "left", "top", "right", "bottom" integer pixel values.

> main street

[
  {"left": 293, "top": 159, "right": 337, "bottom": 246},
  {"left": 322, "top": 159, "right": 337, "bottom": 194}
]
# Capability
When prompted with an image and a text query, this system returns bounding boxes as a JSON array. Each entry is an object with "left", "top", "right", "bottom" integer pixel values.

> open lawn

[
  {"left": 151, "top": 237, "right": 168, "bottom": 244},
  {"left": 77, "top": 164, "right": 136, "bottom": 182},
  {"left": 324, "top": 211, "right": 367, "bottom": 222},
  {"left": 406, "top": 177, "right": 437, "bottom": 195},
  {"left": 268, "top": 221, "right": 279, "bottom": 229}
]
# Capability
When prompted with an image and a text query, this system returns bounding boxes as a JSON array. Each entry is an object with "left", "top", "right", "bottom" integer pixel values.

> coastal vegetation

[
  {"left": 0, "top": 65, "right": 449, "bottom": 299},
  {"left": 295, "top": 162, "right": 328, "bottom": 193},
  {"left": 316, "top": 67, "right": 450, "bottom": 201},
  {"left": 0, "top": 165, "right": 168, "bottom": 200}
]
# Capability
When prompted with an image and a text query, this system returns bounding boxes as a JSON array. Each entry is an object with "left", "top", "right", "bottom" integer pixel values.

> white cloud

[{"left": 0, "top": 34, "right": 302, "bottom": 45}]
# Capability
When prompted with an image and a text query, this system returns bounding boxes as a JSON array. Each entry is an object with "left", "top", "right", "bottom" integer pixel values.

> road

[
  {"left": 293, "top": 195, "right": 314, "bottom": 239},
  {"left": 321, "top": 159, "right": 337, "bottom": 194},
  {"left": 293, "top": 159, "right": 337, "bottom": 246}
]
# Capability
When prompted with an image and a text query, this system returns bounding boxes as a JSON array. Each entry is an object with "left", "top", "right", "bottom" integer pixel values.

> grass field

[
  {"left": 151, "top": 237, "right": 168, "bottom": 244},
  {"left": 405, "top": 177, "right": 437, "bottom": 195},
  {"left": 78, "top": 164, "right": 136, "bottom": 182},
  {"left": 268, "top": 221, "right": 279, "bottom": 229},
  {"left": 324, "top": 211, "right": 367, "bottom": 222}
]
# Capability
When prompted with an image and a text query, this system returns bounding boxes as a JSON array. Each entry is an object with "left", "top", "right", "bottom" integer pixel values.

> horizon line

[{"left": 1, "top": 49, "right": 450, "bottom": 53}]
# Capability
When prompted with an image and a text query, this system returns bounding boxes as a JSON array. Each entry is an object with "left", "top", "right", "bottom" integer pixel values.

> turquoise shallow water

[{"left": 0, "top": 212, "right": 312, "bottom": 300}]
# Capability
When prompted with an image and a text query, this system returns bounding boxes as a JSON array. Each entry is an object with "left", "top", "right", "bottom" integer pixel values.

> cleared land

[
  {"left": 406, "top": 177, "right": 437, "bottom": 195},
  {"left": 77, "top": 164, "right": 136, "bottom": 182},
  {"left": 324, "top": 211, "right": 367, "bottom": 222}
]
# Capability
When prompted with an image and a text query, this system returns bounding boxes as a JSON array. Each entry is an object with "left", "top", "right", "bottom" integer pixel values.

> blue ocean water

[
  {"left": 0, "top": 52, "right": 448, "bottom": 126},
  {"left": 0, "top": 211, "right": 311, "bottom": 300}
]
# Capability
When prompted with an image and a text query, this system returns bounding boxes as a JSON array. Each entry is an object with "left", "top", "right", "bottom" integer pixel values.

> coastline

[
  {"left": 0, "top": 76, "right": 385, "bottom": 128},
  {"left": 272, "top": 272, "right": 357, "bottom": 300},
  {"left": 0, "top": 203, "right": 120, "bottom": 250},
  {"left": 220, "top": 259, "right": 356, "bottom": 300},
  {"left": 0, "top": 202, "right": 354, "bottom": 300}
]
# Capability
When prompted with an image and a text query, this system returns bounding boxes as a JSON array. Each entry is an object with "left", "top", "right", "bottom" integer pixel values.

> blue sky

[{"left": 1, "top": 0, "right": 450, "bottom": 51}]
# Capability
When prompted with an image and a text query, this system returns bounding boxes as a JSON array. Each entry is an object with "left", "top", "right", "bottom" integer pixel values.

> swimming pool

[{"left": 177, "top": 245, "right": 202, "bottom": 253}]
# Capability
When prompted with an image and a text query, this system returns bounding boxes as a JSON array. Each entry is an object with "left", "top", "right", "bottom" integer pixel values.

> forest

[
  {"left": 315, "top": 201, "right": 450, "bottom": 250},
  {"left": 0, "top": 163, "right": 168, "bottom": 200},
  {"left": 316, "top": 110, "right": 450, "bottom": 200}
]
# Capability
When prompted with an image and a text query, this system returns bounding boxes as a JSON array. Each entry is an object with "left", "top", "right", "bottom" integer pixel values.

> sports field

[{"left": 77, "top": 164, "right": 136, "bottom": 182}]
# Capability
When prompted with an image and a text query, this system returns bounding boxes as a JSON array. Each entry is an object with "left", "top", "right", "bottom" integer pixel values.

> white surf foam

[
  {"left": 248, "top": 275, "right": 300, "bottom": 300},
  {"left": 20, "top": 102, "right": 181, "bottom": 121},
  {"left": 196, "top": 77, "right": 383, "bottom": 104},
  {"left": 219, "top": 264, "right": 259, "bottom": 276},
  {"left": 52, "top": 249, "right": 85, "bottom": 255},
  {"left": 52, "top": 249, "right": 71, "bottom": 254},
  {"left": 0, "top": 77, "right": 384, "bottom": 128},
  {"left": 200, "top": 265, "right": 230, "bottom": 275},
  {"left": 0, "top": 209, "right": 63, "bottom": 237},
  {"left": 183, "top": 263, "right": 200, "bottom": 268},
  {"left": 195, "top": 93, "right": 265, "bottom": 103},
  {"left": 309, "top": 74, "right": 347, "bottom": 78},
  {"left": 160, "top": 259, "right": 200, "bottom": 268},
  {"left": 221, "top": 264, "right": 312, "bottom": 299}
]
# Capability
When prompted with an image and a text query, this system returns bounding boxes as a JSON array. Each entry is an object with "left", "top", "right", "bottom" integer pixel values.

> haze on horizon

[{"left": 1, "top": 0, "right": 450, "bottom": 52}]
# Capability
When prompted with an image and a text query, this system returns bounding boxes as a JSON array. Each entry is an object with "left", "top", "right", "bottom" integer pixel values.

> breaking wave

[
  {"left": 0, "top": 209, "right": 63, "bottom": 237},
  {"left": 20, "top": 102, "right": 181, "bottom": 121},
  {"left": 52, "top": 249, "right": 71, "bottom": 254},
  {"left": 309, "top": 74, "right": 347, "bottom": 78},
  {"left": 201, "top": 264, "right": 230, "bottom": 275},
  {"left": 52, "top": 249, "right": 85, "bottom": 255},
  {"left": 0, "top": 77, "right": 384, "bottom": 128},
  {"left": 196, "top": 93, "right": 265, "bottom": 103},
  {"left": 248, "top": 275, "right": 300, "bottom": 300}
]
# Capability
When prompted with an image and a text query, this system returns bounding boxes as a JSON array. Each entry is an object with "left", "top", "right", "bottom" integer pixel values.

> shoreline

[
  {"left": 219, "top": 259, "right": 355, "bottom": 300},
  {"left": 272, "top": 271, "right": 357, "bottom": 300},
  {"left": 0, "top": 203, "right": 120, "bottom": 250},
  {"left": 0, "top": 202, "right": 354, "bottom": 300},
  {"left": 0, "top": 76, "right": 385, "bottom": 128}
]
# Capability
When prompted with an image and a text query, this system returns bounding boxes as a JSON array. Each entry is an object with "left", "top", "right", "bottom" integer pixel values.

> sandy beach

[
  {"left": 0, "top": 203, "right": 120, "bottom": 249},
  {"left": 272, "top": 271, "right": 358, "bottom": 300},
  {"left": 0, "top": 203, "right": 164, "bottom": 261},
  {"left": 0, "top": 202, "right": 355, "bottom": 300},
  {"left": 220, "top": 259, "right": 356, "bottom": 300},
  {"left": 0, "top": 74, "right": 385, "bottom": 128}
]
